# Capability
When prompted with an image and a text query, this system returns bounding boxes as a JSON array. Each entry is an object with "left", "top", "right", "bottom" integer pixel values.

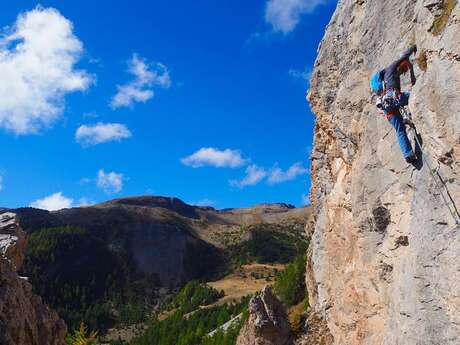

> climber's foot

[
  {"left": 403, "top": 118, "right": 415, "bottom": 128},
  {"left": 405, "top": 154, "right": 417, "bottom": 165}
]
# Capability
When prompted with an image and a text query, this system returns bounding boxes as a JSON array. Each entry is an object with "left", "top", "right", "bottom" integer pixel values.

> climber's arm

[
  {"left": 386, "top": 45, "right": 417, "bottom": 73},
  {"left": 409, "top": 62, "right": 416, "bottom": 86},
  {"left": 395, "top": 45, "right": 417, "bottom": 67}
]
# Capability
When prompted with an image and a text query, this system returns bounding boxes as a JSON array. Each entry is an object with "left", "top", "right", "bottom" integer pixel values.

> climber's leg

[
  {"left": 389, "top": 113, "right": 415, "bottom": 159},
  {"left": 398, "top": 92, "right": 415, "bottom": 127}
]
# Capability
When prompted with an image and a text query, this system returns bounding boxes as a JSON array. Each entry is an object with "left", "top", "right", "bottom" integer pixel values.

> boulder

[{"left": 236, "top": 286, "right": 291, "bottom": 345}]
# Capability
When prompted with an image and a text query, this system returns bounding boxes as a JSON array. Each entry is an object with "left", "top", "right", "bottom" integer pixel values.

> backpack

[{"left": 370, "top": 70, "right": 384, "bottom": 93}]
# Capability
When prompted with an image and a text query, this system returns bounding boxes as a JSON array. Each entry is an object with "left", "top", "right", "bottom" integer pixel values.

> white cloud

[
  {"left": 268, "top": 162, "right": 308, "bottom": 185},
  {"left": 76, "top": 122, "right": 132, "bottom": 146},
  {"left": 82, "top": 111, "right": 99, "bottom": 118},
  {"left": 301, "top": 193, "right": 310, "bottom": 205},
  {"left": 229, "top": 162, "right": 307, "bottom": 188},
  {"left": 247, "top": 32, "right": 263, "bottom": 44},
  {"left": 111, "top": 53, "right": 171, "bottom": 108},
  {"left": 0, "top": 7, "right": 93, "bottom": 135},
  {"left": 193, "top": 198, "right": 216, "bottom": 207},
  {"left": 30, "top": 192, "right": 74, "bottom": 211},
  {"left": 246, "top": 31, "right": 273, "bottom": 45},
  {"left": 230, "top": 165, "right": 267, "bottom": 188},
  {"left": 76, "top": 197, "right": 94, "bottom": 207},
  {"left": 181, "top": 148, "right": 247, "bottom": 168},
  {"left": 30, "top": 192, "right": 94, "bottom": 210},
  {"left": 265, "top": 0, "right": 328, "bottom": 34},
  {"left": 96, "top": 169, "right": 124, "bottom": 194},
  {"left": 288, "top": 67, "right": 312, "bottom": 82}
]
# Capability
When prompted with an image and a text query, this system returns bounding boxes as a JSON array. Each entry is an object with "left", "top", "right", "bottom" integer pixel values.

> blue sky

[{"left": 0, "top": 0, "right": 336, "bottom": 210}]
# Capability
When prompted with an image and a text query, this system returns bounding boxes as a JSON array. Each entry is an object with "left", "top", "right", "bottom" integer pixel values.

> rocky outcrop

[
  {"left": 236, "top": 286, "right": 291, "bottom": 345},
  {"left": 0, "top": 212, "right": 26, "bottom": 271},
  {"left": 0, "top": 213, "right": 67, "bottom": 345},
  {"left": 307, "top": 1, "right": 460, "bottom": 345}
]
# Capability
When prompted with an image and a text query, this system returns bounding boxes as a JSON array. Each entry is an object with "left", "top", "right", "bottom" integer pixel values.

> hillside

[
  {"left": 8, "top": 196, "right": 310, "bottom": 286},
  {"left": 0, "top": 197, "right": 310, "bottom": 333}
]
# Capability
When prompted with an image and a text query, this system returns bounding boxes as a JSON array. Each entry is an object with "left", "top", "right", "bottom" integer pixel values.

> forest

[
  {"left": 226, "top": 223, "right": 308, "bottom": 265},
  {"left": 21, "top": 219, "right": 308, "bottom": 345},
  {"left": 22, "top": 226, "right": 158, "bottom": 331},
  {"left": 125, "top": 255, "right": 308, "bottom": 345},
  {"left": 129, "top": 281, "right": 250, "bottom": 345}
]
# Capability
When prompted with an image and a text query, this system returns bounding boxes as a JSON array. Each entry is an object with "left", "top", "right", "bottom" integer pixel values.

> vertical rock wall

[
  {"left": 0, "top": 213, "right": 67, "bottom": 345},
  {"left": 307, "top": 1, "right": 460, "bottom": 344}
]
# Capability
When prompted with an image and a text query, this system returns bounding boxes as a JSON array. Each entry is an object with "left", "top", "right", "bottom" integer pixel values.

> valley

[{"left": 0, "top": 196, "right": 311, "bottom": 343}]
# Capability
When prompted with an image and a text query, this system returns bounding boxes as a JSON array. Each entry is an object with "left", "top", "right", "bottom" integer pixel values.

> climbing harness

[
  {"left": 381, "top": 89, "right": 401, "bottom": 116},
  {"left": 379, "top": 89, "right": 411, "bottom": 119},
  {"left": 401, "top": 107, "right": 460, "bottom": 228}
]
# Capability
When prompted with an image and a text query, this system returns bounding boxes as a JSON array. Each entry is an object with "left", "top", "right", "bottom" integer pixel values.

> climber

[{"left": 370, "top": 45, "right": 418, "bottom": 164}]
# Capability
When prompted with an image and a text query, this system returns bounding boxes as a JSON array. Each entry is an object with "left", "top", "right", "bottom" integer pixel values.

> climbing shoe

[
  {"left": 405, "top": 154, "right": 417, "bottom": 164},
  {"left": 403, "top": 118, "right": 415, "bottom": 128}
]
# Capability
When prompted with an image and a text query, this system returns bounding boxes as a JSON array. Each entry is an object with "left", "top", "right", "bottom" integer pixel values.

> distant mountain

[
  {"left": 6, "top": 196, "right": 310, "bottom": 283},
  {"left": 0, "top": 196, "right": 311, "bottom": 331},
  {"left": 5, "top": 197, "right": 308, "bottom": 280}
]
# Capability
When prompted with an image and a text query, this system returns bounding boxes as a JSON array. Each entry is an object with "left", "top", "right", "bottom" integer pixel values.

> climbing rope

[{"left": 401, "top": 107, "right": 460, "bottom": 227}]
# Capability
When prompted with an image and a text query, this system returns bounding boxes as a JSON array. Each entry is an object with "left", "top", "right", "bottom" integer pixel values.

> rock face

[
  {"left": 236, "top": 286, "right": 291, "bottom": 345},
  {"left": 0, "top": 213, "right": 67, "bottom": 345},
  {"left": 0, "top": 212, "right": 26, "bottom": 271},
  {"left": 307, "top": 1, "right": 460, "bottom": 344},
  {"left": 294, "top": 312, "right": 333, "bottom": 345}
]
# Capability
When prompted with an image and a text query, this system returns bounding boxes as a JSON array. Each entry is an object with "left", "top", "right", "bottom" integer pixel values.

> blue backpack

[{"left": 370, "top": 71, "right": 384, "bottom": 93}]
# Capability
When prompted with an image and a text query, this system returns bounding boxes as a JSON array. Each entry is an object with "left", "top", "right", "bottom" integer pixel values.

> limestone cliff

[
  {"left": 0, "top": 213, "right": 67, "bottom": 345},
  {"left": 307, "top": 1, "right": 460, "bottom": 344}
]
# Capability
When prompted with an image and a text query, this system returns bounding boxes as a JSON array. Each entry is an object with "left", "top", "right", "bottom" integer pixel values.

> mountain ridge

[{"left": 0, "top": 195, "right": 311, "bottom": 334}]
